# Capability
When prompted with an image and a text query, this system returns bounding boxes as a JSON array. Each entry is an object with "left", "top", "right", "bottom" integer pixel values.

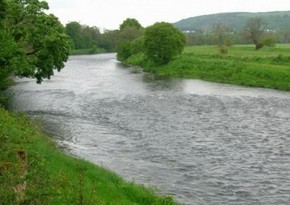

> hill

[{"left": 174, "top": 11, "right": 290, "bottom": 32}]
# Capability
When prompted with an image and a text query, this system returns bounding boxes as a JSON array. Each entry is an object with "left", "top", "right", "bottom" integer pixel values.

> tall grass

[{"left": 0, "top": 107, "right": 178, "bottom": 205}]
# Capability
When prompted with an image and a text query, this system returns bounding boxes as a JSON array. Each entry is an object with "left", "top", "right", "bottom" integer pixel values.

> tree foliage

[
  {"left": 0, "top": 0, "right": 70, "bottom": 84},
  {"left": 65, "top": 22, "right": 103, "bottom": 50},
  {"left": 119, "top": 18, "right": 142, "bottom": 31},
  {"left": 0, "top": 0, "right": 70, "bottom": 105},
  {"left": 143, "top": 22, "right": 185, "bottom": 65},
  {"left": 116, "top": 18, "right": 144, "bottom": 61}
]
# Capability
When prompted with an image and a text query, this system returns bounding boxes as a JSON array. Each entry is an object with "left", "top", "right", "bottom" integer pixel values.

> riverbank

[
  {"left": 125, "top": 45, "right": 290, "bottom": 91},
  {"left": 0, "top": 107, "right": 177, "bottom": 204},
  {"left": 69, "top": 47, "right": 106, "bottom": 55}
]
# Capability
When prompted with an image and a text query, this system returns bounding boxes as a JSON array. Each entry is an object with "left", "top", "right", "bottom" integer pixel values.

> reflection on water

[
  {"left": 9, "top": 54, "right": 290, "bottom": 205},
  {"left": 142, "top": 74, "right": 184, "bottom": 91}
]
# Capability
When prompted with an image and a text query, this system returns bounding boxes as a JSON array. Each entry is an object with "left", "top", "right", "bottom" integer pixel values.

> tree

[
  {"left": 99, "top": 29, "right": 118, "bottom": 52},
  {"left": 0, "top": 27, "right": 18, "bottom": 105},
  {"left": 65, "top": 21, "right": 84, "bottom": 49},
  {"left": 0, "top": 0, "right": 6, "bottom": 19},
  {"left": 211, "top": 23, "right": 234, "bottom": 54},
  {"left": 244, "top": 17, "right": 267, "bottom": 50},
  {"left": 65, "top": 22, "right": 102, "bottom": 50},
  {"left": 143, "top": 22, "right": 185, "bottom": 65},
  {"left": 116, "top": 18, "right": 144, "bottom": 61},
  {"left": 119, "top": 18, "right": 142, "bottom": 31},
  {"left": 1, "top": 0, "right": 70, "bottom": 84}
]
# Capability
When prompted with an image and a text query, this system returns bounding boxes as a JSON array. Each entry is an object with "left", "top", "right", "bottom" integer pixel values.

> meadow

[{"left": 128, "top": 44, "right": 290, "bottom": 91}]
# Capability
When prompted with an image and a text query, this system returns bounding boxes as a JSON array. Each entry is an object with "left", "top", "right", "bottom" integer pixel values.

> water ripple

[{"left": 9, "top": 54, "right": 290, "bottom": 205}]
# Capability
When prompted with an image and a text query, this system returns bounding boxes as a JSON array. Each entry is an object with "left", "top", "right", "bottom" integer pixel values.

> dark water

[{"left": 9, "top": 54, "right": 290, "bottom": 205}]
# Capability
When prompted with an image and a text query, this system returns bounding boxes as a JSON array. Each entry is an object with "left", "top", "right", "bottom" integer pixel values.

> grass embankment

[
  {"left": 0, "top": 107, "right": 177, "bottom": 205},
  {"left": 126, "top": 45, "right": 290, "bottom": 90}
]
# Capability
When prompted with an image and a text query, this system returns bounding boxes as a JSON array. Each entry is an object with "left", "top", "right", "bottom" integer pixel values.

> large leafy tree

[
  {"left": 65, "top": 21, "right": 84, "bottom": 49},
  {"left": 143, "top": 22, "right": 185, "bottom": 65},
  {"left": 1, "top": 0, "right": 70, "bottom": 84}
]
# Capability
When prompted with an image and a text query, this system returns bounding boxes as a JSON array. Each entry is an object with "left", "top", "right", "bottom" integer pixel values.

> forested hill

[{"left": 174, "top": 11, "right": 290, "bottom": 32}]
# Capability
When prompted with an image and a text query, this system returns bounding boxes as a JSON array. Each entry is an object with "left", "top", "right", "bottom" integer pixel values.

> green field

[
  {"left": 0, "top": 108, "right": 177, "bottom": 205},
  {"left": 135, "top": 44, "right": 290, "bottom": 91}
]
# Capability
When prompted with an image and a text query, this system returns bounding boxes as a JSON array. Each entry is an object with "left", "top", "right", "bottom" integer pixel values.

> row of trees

[
  {"left": 186, "top": 17, "right": 289, "bottom": 49},
  {"left": 64, "top": 19, "right": 147, "bottom": 53},
  {"left": 65, "top": 22, "right": 118, "bottom": 52},
  {"left": 0, "top": 0, "right": 70, "bottom": 105},
  {"left": 65, "top": 18, "right": 186, "bottom": 65},
  {"left": 64, "top": 19, "right": 147, "bottom": 54},
  {"left": 65, "top": 16, "right": 287, "bottom": 58}
]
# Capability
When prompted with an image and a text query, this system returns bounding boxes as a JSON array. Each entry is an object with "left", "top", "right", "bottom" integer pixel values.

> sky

[{"left": 45, "top": 0, "right": 290, "bottom": 30}]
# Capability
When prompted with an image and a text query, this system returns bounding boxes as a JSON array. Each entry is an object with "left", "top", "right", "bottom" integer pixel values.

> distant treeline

[
  {"left": 65, "top": 22, "right": 118, "bottom": 53},
  {"left": 65, "top": 17, "right": 290, "bottom": 54}
]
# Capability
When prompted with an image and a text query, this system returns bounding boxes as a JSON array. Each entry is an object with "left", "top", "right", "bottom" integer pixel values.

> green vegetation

[
  {"left": 65, "top": 22, "right": 117, "bottom": 53},
  {"left": 116, "top": 18, "right": 144, "bottom": 61},
  {"left": 0, "top": 1, "right": 178, "bottom": 204},
  {"left": 0, "top": 0, "right": 70, "bottom": 105},
  {"left": 119, "top": 18, "right": 142, "bottom": 31},
  {"left": 69, "top": 47, "right": 106, "bottom": 55},
  {"left": 65, "top": 19, "right": 144, "bottom": 56},
  {"left": 244, "top": 17, "right": 268, "bottom": 50},
  {"left": 0, "top": 107, "right": 177, "bottom": 204},
  {"left": 116, "top": 21, "right": 185, "bottom": 66},
  {"left": 124, "top": 45, "right": 290, "bottom": 91},
  {"left": 143, "top": 22, "right": 185, "bottom": 65}
]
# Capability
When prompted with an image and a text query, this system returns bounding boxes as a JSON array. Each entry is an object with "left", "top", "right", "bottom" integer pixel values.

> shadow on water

[{"left": 142, "top": 74, "right": 184, "bottom": 91}]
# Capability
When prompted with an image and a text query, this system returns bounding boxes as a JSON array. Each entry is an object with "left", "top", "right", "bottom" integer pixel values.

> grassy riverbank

[
  {"left": 126, "top": 45, "right": 290, "bottom": 90},
  {"left": 0, "top": 107, "right": 177, "bottom": 205}
]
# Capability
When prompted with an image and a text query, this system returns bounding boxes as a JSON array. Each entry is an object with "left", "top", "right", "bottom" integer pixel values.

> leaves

[
  {"left": 144, "top": 22, "right": 185, "bottom": 65},
  {"left": 0, "top": 0, "right": 70, "bottom": 84}
]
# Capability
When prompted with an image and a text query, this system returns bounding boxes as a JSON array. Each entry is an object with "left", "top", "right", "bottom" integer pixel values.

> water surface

[{"left": 10, "top": 54, "right": 290, "bottom": 205}]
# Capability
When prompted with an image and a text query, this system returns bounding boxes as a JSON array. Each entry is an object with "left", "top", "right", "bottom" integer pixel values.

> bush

[
  {"left": 261, "top": 36, "right": 276, "bottom": 47},
  {"left": 218, "top": 45, "right": 228, "bottom": 55}
]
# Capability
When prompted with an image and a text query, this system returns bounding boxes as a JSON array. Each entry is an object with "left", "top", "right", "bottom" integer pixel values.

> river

[{"left": 9, "top": 53, "right": 290, "bottom": 205}]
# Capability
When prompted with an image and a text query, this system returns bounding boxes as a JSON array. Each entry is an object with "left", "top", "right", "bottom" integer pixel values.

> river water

[{"left": 9, "top": 54, "right": 290, "bottom": 205}]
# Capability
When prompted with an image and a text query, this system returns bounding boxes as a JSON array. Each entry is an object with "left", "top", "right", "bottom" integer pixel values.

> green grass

[
  {"left": 0, "top": 107, "right": 178, "bottom": 205},
  {"left": 126, "top": 44, "right": 290, "bottom": 91}
]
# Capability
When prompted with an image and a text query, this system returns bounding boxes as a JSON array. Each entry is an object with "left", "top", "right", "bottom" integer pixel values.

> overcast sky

[{"left": 45, "top": 0, "right": 290, "bottom": 30}]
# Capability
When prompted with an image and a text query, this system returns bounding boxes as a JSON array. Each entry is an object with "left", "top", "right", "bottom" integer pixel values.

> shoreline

[
  {"left": 0, "top": 107, "right": 178, "bottom": 204},
  {"left": 124, "top": 45, "right": 290, "bottom": 91}
]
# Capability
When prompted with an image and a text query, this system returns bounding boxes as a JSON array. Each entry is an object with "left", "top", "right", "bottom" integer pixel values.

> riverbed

[{"left": 9, "top": 54, "right": 290, "bottom": 205}]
